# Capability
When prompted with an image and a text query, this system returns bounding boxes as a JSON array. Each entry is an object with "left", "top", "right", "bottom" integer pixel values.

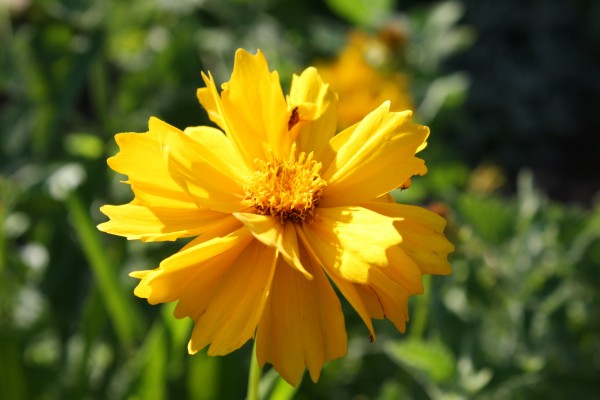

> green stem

[{"left": 247, "top": 341, "right": 261, "bottom": 400}]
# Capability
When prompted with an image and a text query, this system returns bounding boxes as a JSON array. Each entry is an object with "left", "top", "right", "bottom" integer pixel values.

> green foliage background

[{"left": 1, "top": 0, "right": 599, "bottom": 399}]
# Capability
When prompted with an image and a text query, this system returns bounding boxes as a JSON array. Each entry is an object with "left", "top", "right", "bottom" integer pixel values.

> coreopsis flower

[
  {"left": 98, "top": 49, "right": 453, "bottom": 386},
  {"left": 318, "top": 31, "right": 414, "bottom": 129}
]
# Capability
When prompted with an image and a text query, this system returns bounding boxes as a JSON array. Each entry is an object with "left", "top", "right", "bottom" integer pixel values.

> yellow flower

[
  {"left": 318, "top": 31, "right": 414, "bottom": 129},
  {"left": 98, "top": 49, "right": 453, "bottom": 386}
]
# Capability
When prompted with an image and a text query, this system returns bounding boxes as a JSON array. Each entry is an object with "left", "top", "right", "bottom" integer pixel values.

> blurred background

[{"left": 1, "top": 0, "right": 599, "bottom": 398}]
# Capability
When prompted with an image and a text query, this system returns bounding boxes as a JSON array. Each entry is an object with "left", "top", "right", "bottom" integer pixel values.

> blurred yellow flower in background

[
  {"left": 98, "top": 49, "right": 453, "bottom": 386},
  {"left": 469, "top": 163, "right": 506, "bottom": 195},
  {"left": 318, "top": 31, "right": 414, "bottom": 129}
]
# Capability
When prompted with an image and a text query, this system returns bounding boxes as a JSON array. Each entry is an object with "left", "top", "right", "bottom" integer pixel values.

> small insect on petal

[{"left": 288, "top": 107, "right": 300, "bottom": 130}]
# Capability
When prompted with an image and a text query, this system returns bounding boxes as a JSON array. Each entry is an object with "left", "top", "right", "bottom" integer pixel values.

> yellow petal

[
  {"left": 187, "top": 240, "right": 278, "bottom": 355},
  {"left": 98, "top": 203, "right": 229, "bottom": 242},
  {"left": 183, "top": 125, "right": 249, "bottom": 181},
  {"left": 363, "top": 201, "right": 454, "bottom": 275},
  {"left": 300, "top": 206, "right": 402, "bottom": 283},
  {"left": 363, "top": 267, "right": 411, "bottom": 332},
  {"left": 320, "top": 104, "right": 429, "bottom": 207},
  {"left": 297, "top": 226, "right": 376, "bottom": 340},
  {"left": 314, "top": 121, "right": 358, "bottom": 173},
  {"left": 170, "top": 226, "right": 251, "bottom": 321},
  {"left": 353, "top": 284, "right": 385, "bottom": 320},
  {"left": 325, "top": 279, "right": 378, "bottom": 341},
  {"left": 233, "top": 213, "right": 313, "bottom": 279},
  {"left": 160, "top": 223, "right": 247, "bottom": 273},
  {"left": 256, "top": 255, "right": 347, "bottom": 386},
  {"left": 196, "top": 71, "right": 229, "bottom": 134},
  {"left": 379, "top": 245, "right": 424, "bottom": 294},
  {"left": 162, "top": 124, "right": 248, "bottom": 213},
  {"left": 298, "top": 219, "right": 419, "bottom": 337},
  {"left": 288, "top": 67, "right": 338, "bottom": 157},
  {"left": 108, "top": 117, "right": 195, "bottom": 208},
  {"left": 130, "top": 224, "right": 249, "bottom": 304},
  {"left": 220, "top": 49, "right": 290, "bottom": 163}
]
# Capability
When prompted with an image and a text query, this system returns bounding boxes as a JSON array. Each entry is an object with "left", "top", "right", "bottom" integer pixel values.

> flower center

[{"left": 243, "top": 144, "right": 327, "bottom": 223}]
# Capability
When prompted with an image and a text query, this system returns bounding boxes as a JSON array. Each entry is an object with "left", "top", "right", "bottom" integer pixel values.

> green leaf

[
  {"left": 66, "top": 192, "right": 145, "bottom": 348},
  {"left": 0, "top": 334, "right": 27, "bottom": 400},
  {"left": 138, "top": 323, "right": 168, "bottom": 400},
  {"left": 378, "top": 380, "right": 410, "bottom": 400},
  {"left": 64, "top": 133, "right": 104, "bottom": 160},
  {"left": 262, "top": 371, "right": 298, "bottom": 400},
  {"left": 325, "top": 0, "right": 395, "bottom": 27},
  {"left": 161, "top": 302, "right": 192, "bottom": 358},
  {"left": 457, "top": 193, "right": 516, "bottom": 244},
  {"left": 187, "top": 350, "right": 221, "bottom": 400},
  {"left": 385, "top": 338, "right": 456, "bottom": 383}
]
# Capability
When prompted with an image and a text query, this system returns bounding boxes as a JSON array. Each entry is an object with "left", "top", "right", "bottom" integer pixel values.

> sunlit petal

[
  {"left": 161, "top": 124, "right": 248, "bottom": 213},
  {"left": 363, "top": 201, "right": 454, "bottom": 275},
  {"left": 108, "top": 118, "right": 194, "bottom": 208},
  {"left": 288, "top": 67, "right": 338, "bottom": 157},
  {"left": 98, "top": 203, "right": 230, "bottom": 242},
  {"left": 321, "top": 104, "right": 429, "bottom": 207},
  {"left": 130, "top": 224, "right": 250, "bottom": 304},
  {"left": 301, "top": 206, "right": 402, "bottom": 283},
  {"left": 220, "top": 49, "right": 291, "bottom": 163},
  {"left": 196, "top": 71, "right": 230, "bottom": 134}
]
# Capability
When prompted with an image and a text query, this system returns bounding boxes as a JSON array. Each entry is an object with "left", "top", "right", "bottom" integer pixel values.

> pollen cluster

[{"left": 243, "top": 144, "right": 327, "bottom": 223}]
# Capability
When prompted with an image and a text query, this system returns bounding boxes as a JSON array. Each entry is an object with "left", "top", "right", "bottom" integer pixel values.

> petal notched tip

[{"left": 129, "top": 270, "right": 150, "bottom": 279}]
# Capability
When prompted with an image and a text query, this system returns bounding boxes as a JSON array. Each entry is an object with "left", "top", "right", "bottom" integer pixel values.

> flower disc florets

[{"left": 243, "top": 144, "right": 327, "bottom": 223}]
